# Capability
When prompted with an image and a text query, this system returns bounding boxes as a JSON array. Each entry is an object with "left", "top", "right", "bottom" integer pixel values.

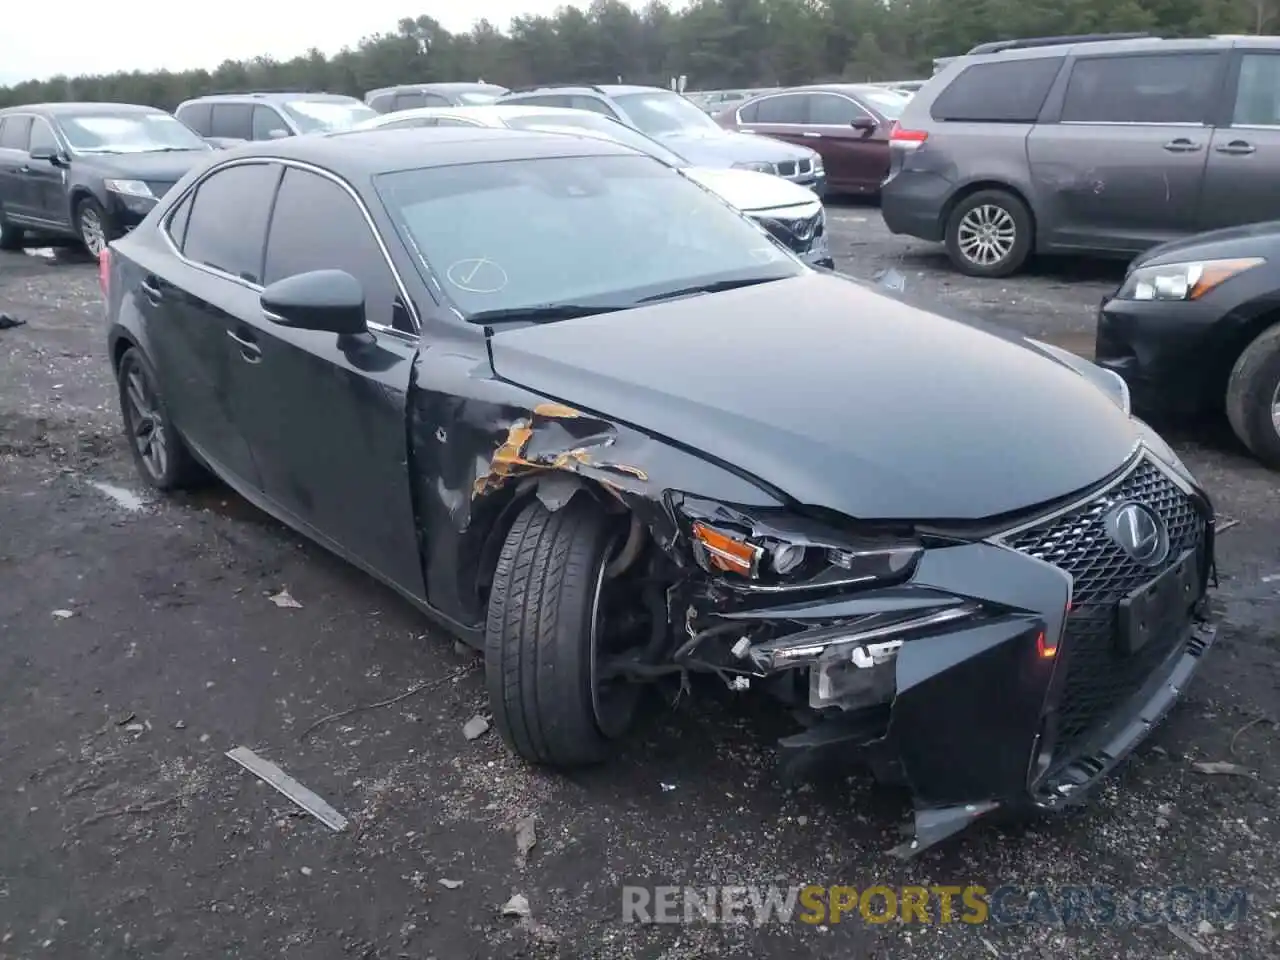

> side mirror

[
  {"left": 851, "top": 116, "right": 877, "bottom": 133},
  {"left": 261, "top": 270, "right": 367, "bottom": 335},
  {"left": 30, "top": 147, "right": 66, "bottom": 166},
  {"left": 267, "top": 128, "right": 291, "bottom": 140}
]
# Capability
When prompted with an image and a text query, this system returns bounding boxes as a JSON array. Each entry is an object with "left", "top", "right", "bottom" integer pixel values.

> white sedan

[{"left": 354, "top": 104, "right": 833, "bottom": 269}]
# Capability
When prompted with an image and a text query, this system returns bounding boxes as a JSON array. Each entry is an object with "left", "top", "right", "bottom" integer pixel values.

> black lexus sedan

[
  {"left": 0, "top": 102, "right": 213, "bottom": 257},
  {"left": 1096, "top": 223, "right": 1280, "bottom": 471},
  {"left": 101, "top": 127, "right": 1218, "bottom": 856}
]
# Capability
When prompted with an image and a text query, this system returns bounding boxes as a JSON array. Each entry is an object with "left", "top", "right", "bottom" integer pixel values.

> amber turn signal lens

[{"left": 691, "top": 522, "right": 759, "bottom": 576}]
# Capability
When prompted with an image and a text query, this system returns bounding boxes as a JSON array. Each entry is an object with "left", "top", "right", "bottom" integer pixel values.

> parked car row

[{"left": 100, "top": 122, "right": 1218, "bottom": 858}]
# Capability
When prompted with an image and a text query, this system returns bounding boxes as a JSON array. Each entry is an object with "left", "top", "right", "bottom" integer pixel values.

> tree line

[{"left": 1, "top": 0, "right": 1275, "bottom": 111}]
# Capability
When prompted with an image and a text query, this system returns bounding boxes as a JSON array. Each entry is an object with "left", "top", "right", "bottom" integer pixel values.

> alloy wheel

[
  {"left": 957, "top": 204, "right": 1016, "bottom": 267},
  {"left": 123, "top": 363, "right": 168, "bottom": 481},
  {"left": 1272, "top": 379, "right": 1280, "bottom": 439},
  {"left": 80, "top": 207, "right": 107, "bottom": 257}
]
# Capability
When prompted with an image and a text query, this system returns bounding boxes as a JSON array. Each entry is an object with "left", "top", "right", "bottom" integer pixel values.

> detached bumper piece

[{"left": 702, "top": 453, "right": 1214, "bottom": 857}]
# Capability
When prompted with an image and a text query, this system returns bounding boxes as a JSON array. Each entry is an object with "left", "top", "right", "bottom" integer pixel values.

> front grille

[
  {"left": 1004, "top": 456, "right": 1206, "bottom": 757},
  {"left": 776, "top": 160, "right": 797, "bottom": 177}
]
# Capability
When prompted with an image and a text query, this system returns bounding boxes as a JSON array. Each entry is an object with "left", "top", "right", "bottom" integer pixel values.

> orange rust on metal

[{"left": 532, "top": 402, "right": 584, "bottom": 419}]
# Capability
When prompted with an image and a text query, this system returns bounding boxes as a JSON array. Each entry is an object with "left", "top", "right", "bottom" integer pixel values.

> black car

[
  {"left": 101, "top": 127, "right": 1217, "bottom": 855},
  {"left": 1097, "top": 222, "right": 1280, "bottom": 469},
  {"left": 0, "top": 102, "right": 213, "bottom": 256}
]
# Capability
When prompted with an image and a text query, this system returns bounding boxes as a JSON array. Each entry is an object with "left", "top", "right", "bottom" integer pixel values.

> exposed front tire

[
  {"left": 1225, "top": 323, "right": 1280, "bottom": 470},
  {"left": 75, "top": 196, "right": 115, "bottom": 258},
  {"left": 0, "top": 206, "right": 24, "bottom": 250},
  {"left": 944, "top": 188, "right": 1033, "bottom": 278},
  {"left": 485, "top": 498, "right": 641, "bottom": 767},
  {"left": 116, "top": 346, "right": 207, "bottom": 490}
]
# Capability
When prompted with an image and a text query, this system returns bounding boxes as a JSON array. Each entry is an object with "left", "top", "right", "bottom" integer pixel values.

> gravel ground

[{"left": 0, "top": 216, "right": 1277, "bottom": 960}]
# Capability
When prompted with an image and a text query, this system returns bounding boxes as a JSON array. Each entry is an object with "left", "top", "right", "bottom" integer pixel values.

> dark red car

[{"left": 718, "top": 84, "right": 910, "bottom": 196}]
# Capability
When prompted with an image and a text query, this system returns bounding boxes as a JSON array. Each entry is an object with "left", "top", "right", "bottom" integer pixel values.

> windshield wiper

[
  {"left": 469, "top": 303, "right": 630, "bottom": 324},
  {"left": 634, "top": 276, "right": 781, "bottom": 304}
]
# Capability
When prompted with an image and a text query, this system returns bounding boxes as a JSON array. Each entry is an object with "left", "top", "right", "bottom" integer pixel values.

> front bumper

[
  {"left": 680, "top": 449, "right": 1214, "bottom": 856},
  {"left": 1096, "top": 295, "right": 1225, "bottom": 416}
]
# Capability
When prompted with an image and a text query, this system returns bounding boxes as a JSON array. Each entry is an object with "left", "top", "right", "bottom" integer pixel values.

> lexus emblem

[{"left": 1107, "top": 502, "right": 1169, "bottom": 567}]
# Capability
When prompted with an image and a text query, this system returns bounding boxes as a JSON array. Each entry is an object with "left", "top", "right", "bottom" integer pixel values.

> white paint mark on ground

[
  {"left": 89, "top": 481, "right": 149, "bottom": 512},
  {"left": 828, "top": 214, "right": 868, "bottom": 223}
]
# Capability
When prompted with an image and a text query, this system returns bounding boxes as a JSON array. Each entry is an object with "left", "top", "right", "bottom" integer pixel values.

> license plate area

[{"left": 1117, "top": 549, "right": 1199, "bottom": 656}]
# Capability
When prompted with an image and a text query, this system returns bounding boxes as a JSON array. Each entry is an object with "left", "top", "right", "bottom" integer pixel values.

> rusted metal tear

[{"left": 473, "top": 410, "right": 650, "bottom": 498}]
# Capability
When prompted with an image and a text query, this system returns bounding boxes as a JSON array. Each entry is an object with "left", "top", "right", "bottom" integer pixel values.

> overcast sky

[{"left": 0, "top": 1, "right": 611, "bottom": 86}]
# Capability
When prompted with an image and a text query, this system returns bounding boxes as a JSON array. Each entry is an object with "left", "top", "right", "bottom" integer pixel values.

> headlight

[
  {"left": 733, "top": 160, "right": 775, "bottom": 174},
  {"left": 1116, "top": 257, "right": 1263, "bottom": 302},
  {"left": 811, "top": 153, "right": 824, "bottom": 173},
  {"left": 676, "top": 496, "right": 923, "bottom": 591},
  {"left": 104, "top": 179, "right": 155, "bottom": 200}
]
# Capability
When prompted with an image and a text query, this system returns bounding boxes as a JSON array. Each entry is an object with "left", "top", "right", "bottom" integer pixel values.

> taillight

[
  {"left": 889, "top": 122, "right": 928, "bottom": 150},
  {"left": 98, "top": 248, "right": 110, "bottom": 297}
]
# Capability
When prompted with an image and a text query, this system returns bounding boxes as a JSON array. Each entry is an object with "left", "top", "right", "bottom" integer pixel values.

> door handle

[
  {"left": 1215, "top": 140, "right": 1255, "bottom": 155},
  {"left": 1162, "top": 138, "right": 1202, "bottom": 152},
  {"left": 19, "top": 165, "right": 31, "bottom": 174},
  {"left": 139, "top": 278, "right": 163, "bottom": 303},
  {"left": 226, "top": 328, "right": 262, "bottom": 361},
  {"left": 802, "top": 131, "right": 822, "bottom": 138}
]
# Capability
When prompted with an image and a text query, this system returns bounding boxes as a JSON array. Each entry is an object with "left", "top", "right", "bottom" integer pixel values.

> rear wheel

[
  {"left": 945, "top": 188, "right": 1033, "bottom": 278},
  {"left": 0, "top": 206, "right": 23, "bottom": 250},
  {"left": 1225, "top": 323, "right": 1280, "bottom": 470},
  {"left": 116, "top": 346, "right": 207, "bottom": 490},
  {"left": 485, "top": 498, "right": 644, "bottom": 767}
]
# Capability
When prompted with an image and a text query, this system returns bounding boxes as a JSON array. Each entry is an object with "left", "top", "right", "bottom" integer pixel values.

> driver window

[
  {"left": 28, "top": 118, "right": 58, "bottom": 154},
  {"left": 808, "top": 94, "right": 861, "bottom": 125},
  {"left": 252, "top": 106, "right": 290, "bottom": 140},
  {"left": 264, "top": 167, "right": 412, "bottom": 334}
]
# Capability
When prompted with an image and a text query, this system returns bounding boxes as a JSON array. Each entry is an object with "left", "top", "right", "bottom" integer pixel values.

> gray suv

[{"left": 882, "top": 35, "right": 1280, "bottom": 277}]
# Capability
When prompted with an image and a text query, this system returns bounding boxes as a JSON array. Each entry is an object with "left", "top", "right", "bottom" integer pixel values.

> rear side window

[
  {"left": 183, "top": 162, "right": 281, "bottom": 283},
  {"left": 1061, "top": 53, "right": 1221, "bottom": 124},
  {"left": 421, "top": 93, "right": 451, "bottom": 107},
  {"left": 166, "top": 191, "right": 194, "bottom": 249},
  {"left": 209, "top": 103, "right": 253, "bottom": 140},
  {"left": 393, "top": 92, "right": 426, "bottom": 111},
  {"left": 176, "top": 102, "right": 212, "bottom": 135},
  {"left": 931, "top": 58, "right": 1063, "bottom": 122},
  {"left": 753, "top": 94, "right": 807, "bottom": 123},
  {"left": 0, "top": 116, "right": 32, "bottom": 149}
]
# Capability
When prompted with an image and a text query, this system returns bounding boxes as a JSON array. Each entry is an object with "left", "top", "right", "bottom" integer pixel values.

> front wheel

[
  {"left": 75, "top": 197, "right": 115, "bottom": 258},
  {"left": 944, "top": 189, "right": 1033, "bottom": 278},
  {"left": 485, "top": 498, "right": 642, "bottom": 767},
  {"left": 1225, "top": 323, "right": 1280, "bottom": 470}
]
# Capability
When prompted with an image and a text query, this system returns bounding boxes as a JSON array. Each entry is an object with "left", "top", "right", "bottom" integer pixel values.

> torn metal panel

[{"left": 226, "top": 746, "right": 348, "bottom": 831}]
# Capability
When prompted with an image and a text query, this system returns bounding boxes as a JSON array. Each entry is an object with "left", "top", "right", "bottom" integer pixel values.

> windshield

[
  {"left": 282, "top": 99, "right": 378, "bottom": 133},
  {"left": 861, "top": 90, "right": 909, "bottom": 119},
  {"left": 503, "top": 112, "right": 688, "bottom": 167},
  {"left": 457, "top": 90, "right": 503, "bottom": 105},
  {"left": 613, "top": 91, "right": 722, "bottom": 136},
  {"left": 60, "top": 113, "right": 209, "bottom": 153},
  {"left": 377, "top": 155, "right": 802, "bottom": 320}
]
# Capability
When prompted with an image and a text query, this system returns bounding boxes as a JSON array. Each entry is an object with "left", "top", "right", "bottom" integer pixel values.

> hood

[
  {"left": 658, "top": 128, "right": 815, "bottom": 167},
  {"left": 487, "top": 273, "right": 1142, "bottom": 521},
  {"left": 76, "top": 149, "right": 213, "bottom": 182},
  {"left": 681, "top": 166, "right": 819, "bottom": 212},
  {"left": 1135, "top": 220, "right": 1280, "bottom": 270}
]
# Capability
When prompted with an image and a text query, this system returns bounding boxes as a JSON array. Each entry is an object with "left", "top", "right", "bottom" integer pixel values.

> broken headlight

[{"left": 676, "top": 496, "right": 923, "bottom": 591}]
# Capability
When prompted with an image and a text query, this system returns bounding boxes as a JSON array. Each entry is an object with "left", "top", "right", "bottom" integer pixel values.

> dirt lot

[{"left": 1, "top": 213, "right": 1278, "bottom": 959}]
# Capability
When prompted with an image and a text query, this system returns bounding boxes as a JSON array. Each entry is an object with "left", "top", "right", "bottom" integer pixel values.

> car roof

[
  {"left": 506, "top": 84, "right": 667, "bottom": 98},
  {"left": 368, "top": 82, "right": 507, "bottom": 95},
  {"left": 0, "top": 102, "right": 164, "bottom": 116},
  {"left": 179, "top": 92, "right": 362, "bottom": 105},
  {"left": 755, "top": 84, "right": 897, "bottom": 97},
  {"left": 368, "top": 104, "right": 610, "bottom": 126},
  {"left": 220, "top": 126, "right": 641, "bottom": 176}
]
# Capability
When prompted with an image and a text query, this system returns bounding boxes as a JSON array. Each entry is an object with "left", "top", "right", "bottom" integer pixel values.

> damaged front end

[{"left": 630, "top": 450, "right": 1215, "bottom": 857}]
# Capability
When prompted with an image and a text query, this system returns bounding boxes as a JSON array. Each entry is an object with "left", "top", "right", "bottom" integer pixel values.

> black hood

[
  {"left": 487, "top": 273, "right": 1142, "bottom": 521},
  {"left": 76, "top": 149, "right": 213, "bottom": 182},
  {"left": 1134, "top": 220, "right": 1280, "bottom": 269}
]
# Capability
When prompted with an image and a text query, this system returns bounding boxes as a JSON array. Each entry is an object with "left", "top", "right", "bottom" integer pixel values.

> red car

[{"left": 718, "top": 84, "right": 910, "bottom": 196}]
